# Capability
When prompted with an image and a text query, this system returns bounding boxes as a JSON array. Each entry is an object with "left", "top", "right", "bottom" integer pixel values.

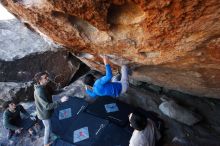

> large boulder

[
  {"left": 0, "top": 19, "right": 81, "bottom": 83},
  {"left": 0, "top": 19, "right": 81, "bottom": 105},
  {"left": 0, "top": 50, "right": 80, "bottom": 84},
  {"left": 0, "top": 19, "right": 55, "bottom": 61},
  {"left": 1, "top": 0, "right": 219, "bottom": 98},
  {"left": 0, "top": 82, "right": 33, "bottom": 109},
  {"left": 159, "top": 100, "right": 201, "bottom": 126}
]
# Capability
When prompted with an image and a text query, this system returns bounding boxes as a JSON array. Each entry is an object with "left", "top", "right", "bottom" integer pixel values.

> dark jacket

[
  {"left": 34, "top": 84, "right": 60, "bottom": 120},
  {"left": 3, "top": 105, "right": 30, "bottom": 130}
]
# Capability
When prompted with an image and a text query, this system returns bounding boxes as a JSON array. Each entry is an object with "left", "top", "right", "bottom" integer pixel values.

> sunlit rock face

[
  {"left": 0, "top": 19, "right": 55, "bottom": 61},
  {"left": 1, "top": 0, "right": 220, "bottom": 98}
]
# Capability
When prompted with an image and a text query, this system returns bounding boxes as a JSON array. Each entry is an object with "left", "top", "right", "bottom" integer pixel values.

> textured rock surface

[
  {"left": 0, "top": 19, "right": 82, "bottom": 105},
  {"left": 159, "top": 100, "right": 201, "bottom": 126},
  {"left": 0, "top": 19, "right": 55, "bottom": 61},
  {"left": 1, "top": 0, "right": 220, "bottom": 98},
  {"left": 0, "top": 82, "right": 33, "bottom": 107},
  {"left": 0, "top": 50, "right": 80, "bottom": 84},
  {"left": 0, "top": 19, "right": 81, "bottom": 84},
  {"left": 0, "top": 49, "right": 81, "bottom": 107}
]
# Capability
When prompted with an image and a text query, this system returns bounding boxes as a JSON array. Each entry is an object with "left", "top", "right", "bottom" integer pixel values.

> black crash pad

[
  {"left": 62, "top": 112, "right": 109, "bottom": 146},
  {"left": 51, "top": 96, "right": 88, "bottom": 136},
  {"left": 52, "top": 139, "right": 76, "bottom": 146},
  {"left": 85, "top": 96, "right": 134, "bottom": 126},
  {"left": 92, "top": 123, "right": 132, "bottom": 146}
]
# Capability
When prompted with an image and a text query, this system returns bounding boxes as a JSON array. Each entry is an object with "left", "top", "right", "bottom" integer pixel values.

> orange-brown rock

[{"left": 1, "top": 0, "right": 220, "bottom": 98}]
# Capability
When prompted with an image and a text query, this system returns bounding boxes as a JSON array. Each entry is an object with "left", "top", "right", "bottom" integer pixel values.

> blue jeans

[{"left": 42, "top": 119, "right": 51, "bottom": 145}]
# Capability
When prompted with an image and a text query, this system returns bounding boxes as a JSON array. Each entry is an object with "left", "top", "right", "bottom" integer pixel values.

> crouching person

[
  {"left": 3, "top": 100, "right": 36, "bottom": 139},
  {"left": 129, "top": 110, "right": 162, "bottom": 146}
]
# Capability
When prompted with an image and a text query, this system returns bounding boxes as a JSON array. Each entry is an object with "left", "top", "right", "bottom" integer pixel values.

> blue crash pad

[
  {"left": 85, "top": 96, "right": 134, "bottom": 126},
  {"left": 92, "top": 123, "right": 132, "bottom": 146},
  {"left": 62, "top": 112, "right": 109, "bottom": 146},
  {"left": 51, "top": 96, "right": 137, "bottom": 146},
  {"left": 52, "top": 138, "right": 76, "bottom": 146},
  {"left": 51, "top": 96, "right": 88, "bottom": 136}
]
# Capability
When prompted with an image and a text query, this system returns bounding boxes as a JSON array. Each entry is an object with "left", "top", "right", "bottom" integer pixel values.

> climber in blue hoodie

[{"left": 83, "top": 55, "right": 129, "bottom": 99}]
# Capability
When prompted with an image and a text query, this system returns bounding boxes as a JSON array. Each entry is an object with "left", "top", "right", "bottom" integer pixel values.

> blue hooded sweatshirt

[{"left": 86, "top": 64, "right": 122, "bottom": 99}]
